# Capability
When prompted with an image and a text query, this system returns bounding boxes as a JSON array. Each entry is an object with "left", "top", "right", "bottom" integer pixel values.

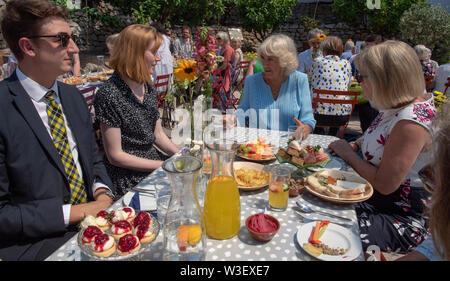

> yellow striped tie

[{"left": 44, "top": 90, "right": 87, "bottom": 204}]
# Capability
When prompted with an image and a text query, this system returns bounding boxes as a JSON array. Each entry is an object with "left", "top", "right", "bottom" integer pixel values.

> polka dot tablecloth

[{"left": 46, "top": 131, "right": 365, "bottom": 261}]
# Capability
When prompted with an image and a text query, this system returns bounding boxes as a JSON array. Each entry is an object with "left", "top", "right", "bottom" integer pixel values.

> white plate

[
  {"left": 123, "top": 191, "right": 157, "bottom": 211},
  {"left": 306, "top": 158, "right": 342, "bottom": 172},
  {"left": 296, "top": 222, "right": 362, "bottom": 261}
]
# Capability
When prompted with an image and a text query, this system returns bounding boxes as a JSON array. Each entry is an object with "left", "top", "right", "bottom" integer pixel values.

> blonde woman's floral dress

[{"left": 357, "top": 97, "right": 436, "bottom": 253}]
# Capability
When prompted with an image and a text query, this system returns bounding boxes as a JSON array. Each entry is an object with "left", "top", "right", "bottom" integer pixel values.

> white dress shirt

[
  {"left": 16, "top": 67, "right": 110, "bottom": 226},
  {"left": 297, "top": 48, "right": 322, "bottom": 74}
]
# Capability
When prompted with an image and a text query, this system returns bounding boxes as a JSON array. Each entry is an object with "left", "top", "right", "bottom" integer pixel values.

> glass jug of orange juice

[{"left": 203, "top": 130, "right": 241, "bottom": 240}]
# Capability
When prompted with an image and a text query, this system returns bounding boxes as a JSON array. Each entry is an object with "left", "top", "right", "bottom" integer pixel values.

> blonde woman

[
  {"left": 236, "top": 34, "right": 315, "bottom": 134},
  {"left": 329, "top": 41, "right": 436, "bottom": 253},
  {"left": 94, "top": 24, "right": 179, "bottom": 196}
]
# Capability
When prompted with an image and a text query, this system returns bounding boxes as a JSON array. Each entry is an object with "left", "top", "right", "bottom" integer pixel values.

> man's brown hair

[{"left": 1, "top": 0, "right": 69, "bottom": 61}]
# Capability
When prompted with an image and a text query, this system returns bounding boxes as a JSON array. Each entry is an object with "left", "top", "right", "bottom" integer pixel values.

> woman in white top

[{"left": 329, "top": 41, "right": 436, "bottom": 254}]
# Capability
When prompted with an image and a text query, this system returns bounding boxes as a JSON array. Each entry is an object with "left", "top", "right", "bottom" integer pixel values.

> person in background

[
  {"left": 237, "top": 33, "right": 315, "bottom": 134},
  {"left": 173, "top": 26, "right": 193, "bottom": 59},
  {"left": 214, "top": 31, "right": 235, "bottom": 111},
  {"left": 94, "top": 24, "right": 179, "bottom": 197},
  {"left": 341, "top": 39, "right": 354, "bottom": 61},
  {"left": 150, "top": 22, "right": 174, "bottom": 88},
  {"left": 358, "top": 34, "right": 382, "bottom": 133},
  {"left": 433, "top": 62, "right": 450, "bottom": 95},
  {"left": 297, "top": 28, "right": 324, "bottom": 75},
  {"left": 0, "top": 0, "right": 114, "bottom": 260},
  {"left": 106, "top": 33, "right": 119, "bottom": 56},
  {"left": 230, "top": 37, "right": 244, "bottom": 89},
  {"left": 396, "top": 102, "right": 450, "bottom": 261},
  {"left": 231, "top": 37, "right": 243, "bottom": 70},
  {"left": 329, "top": 40, "right": 436, "bottom": 254},
  {"left": 165, "top": 25, "right": 174, "bottom": 55},
  {"left": 310, "top": 36, "right": 352, "bottom": 136},
  {"left": 414, "top": 44, "right": 439, "bottom": 77}
]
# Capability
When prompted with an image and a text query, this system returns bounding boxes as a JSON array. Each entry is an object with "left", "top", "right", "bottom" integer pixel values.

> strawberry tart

[
  {"left": 95, "top": 210, "right": 113, "bottom": 231},
  {"left": 111, "top": 220, "right": 133, "bottom": 240},
  {"left": 111, "top": 207, "right": 136, "bottom": 223},
  {"left": 132, "top": 211, "right": 153, "bottom": 228},
  {"left": 81, "top": 225, "right": 104, "bottom": 245},
  {"left": 117, "top": 234, "right": 141, "bottom": 255},
  {"left": 92, "top": 233, "right": 116, "bottom": 257},
  {"left": 133, "top": 222, "right": 155, "bottom": 243}
]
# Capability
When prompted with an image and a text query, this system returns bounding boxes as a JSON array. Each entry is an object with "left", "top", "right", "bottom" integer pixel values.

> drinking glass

[
  {"left": 268, "top": 165, "right": 291, "bottom": 211},
  {"left": 154, "top": 180, "right": 171, "bottom": 225}
]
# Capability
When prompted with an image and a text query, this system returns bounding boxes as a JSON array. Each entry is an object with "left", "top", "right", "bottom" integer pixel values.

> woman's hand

[
  {"left": 293, "top": 117, "right": 312, "bottom": 140},
  {"left": 328, "top": 139, "right": 356, "bottom": 159}
]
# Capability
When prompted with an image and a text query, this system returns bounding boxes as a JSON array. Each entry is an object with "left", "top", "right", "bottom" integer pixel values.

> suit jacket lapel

[{"left": 8, "top": 74, "right": 67, "bottom": 178}]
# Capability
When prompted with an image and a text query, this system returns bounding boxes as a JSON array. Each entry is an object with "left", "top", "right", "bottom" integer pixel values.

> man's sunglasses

[
  {"left": 29, "top": 32, "right": 77, "bottom": 48},
  {"left": 356, "top": 73, "right": 369, "bottom": 83}
]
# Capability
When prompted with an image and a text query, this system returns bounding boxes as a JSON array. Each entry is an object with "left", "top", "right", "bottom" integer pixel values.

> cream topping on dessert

[
  {"left": 111, "top": 220, "right": 132, "bottom": 235},
  {"left": 80, "top": 215, "right": 98, "bottom": 229},
  {"left": 82, "top": 225, "right": 103, "bottom": 244},
  {"left": 133, "top": 223, "right": 152, "bottom": 240},
  {"left": 93, "top": 233, "right": 114, "bottom": 252},
  {"left": 112, "top": 207, "right": 135, "bottom": 222}
]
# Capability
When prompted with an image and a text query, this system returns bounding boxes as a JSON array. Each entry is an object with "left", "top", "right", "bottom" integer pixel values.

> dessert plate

[
  {"left": 296, "top": 222, "right": 362, "bottom": 261},
  {"left": 77, "top": 212, "right": 160, "bottom": 261}
]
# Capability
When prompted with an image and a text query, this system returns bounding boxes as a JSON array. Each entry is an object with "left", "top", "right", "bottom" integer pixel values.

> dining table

[{"left": 45, "top": 127, "right": 365, "bottom": 261}]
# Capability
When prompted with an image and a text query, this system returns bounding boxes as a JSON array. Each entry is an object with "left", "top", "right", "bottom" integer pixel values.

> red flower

[{"left": 376, "top": 134, "right": 386, "bottom": 145}]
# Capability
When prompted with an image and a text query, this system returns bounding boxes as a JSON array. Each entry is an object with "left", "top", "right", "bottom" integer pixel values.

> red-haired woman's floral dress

[{"left": 356, "top": 97, "right": 436, "bottom": 253}]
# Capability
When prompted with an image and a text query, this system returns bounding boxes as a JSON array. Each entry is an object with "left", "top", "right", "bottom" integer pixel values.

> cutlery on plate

[
  {"left": 295, "top": 201, "right": 352, "bottom": 222},
  {"left": 293, "top": 208, "right": 353, "bottom": 227}
]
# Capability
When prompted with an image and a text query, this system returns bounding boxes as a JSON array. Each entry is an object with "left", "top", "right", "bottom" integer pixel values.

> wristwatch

[{"left": 94, "top": 189, "right": 115, "bottom": 201}]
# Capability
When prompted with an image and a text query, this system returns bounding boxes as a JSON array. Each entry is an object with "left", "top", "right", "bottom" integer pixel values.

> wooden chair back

[
  {"left": 312, "top": 89, "right": 360, "bottom": 139},
  {"left": 424, "top": 75, "right": 434, "bottom": 93},
  {"left": 444, "top": 77, "right": 450, "bottom": 95},
  {"left": 155, "top": 74, "right": 174, "bottom": 128}
]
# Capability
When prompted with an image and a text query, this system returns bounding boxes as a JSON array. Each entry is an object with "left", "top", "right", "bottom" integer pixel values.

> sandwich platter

[{"left": 304, "top": 169, "right": 373, "bottom": 204}]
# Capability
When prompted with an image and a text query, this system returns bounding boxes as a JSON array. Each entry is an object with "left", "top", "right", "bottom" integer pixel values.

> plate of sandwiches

[
  {"left": 304, "top": 169, "right": 373, "bottom": 204},
  {"left": 275, "top": 140, "right": 331, "bottom": 169}
]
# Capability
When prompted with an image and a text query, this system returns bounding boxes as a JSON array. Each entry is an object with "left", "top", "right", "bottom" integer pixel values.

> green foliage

[
  {"left": 52, "top": 0, "right": 68, "bottom": 7},
  {"left": 400, "top": 3, "right": 450, "bottom": 64},
  {"left": 332, "top": 0, "right": 426, "bottom": 35},
  {"left": 83, "top": 6, "right": 120, "bottom": 27},
  {"left": 235, "top": 0, "right": 298, "bottom": 42},
  {"left": 300, "top": 16, "right": 321, "bottom": 32}
]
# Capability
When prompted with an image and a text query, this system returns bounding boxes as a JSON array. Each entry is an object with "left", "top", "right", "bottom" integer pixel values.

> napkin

[{"left": 129, "top": 191, "right": 141, "bottom": 211}]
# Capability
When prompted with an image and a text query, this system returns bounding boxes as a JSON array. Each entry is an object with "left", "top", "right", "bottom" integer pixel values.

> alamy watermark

[{"left": 367, "top": 0, "right": 381, "bottom": 10}]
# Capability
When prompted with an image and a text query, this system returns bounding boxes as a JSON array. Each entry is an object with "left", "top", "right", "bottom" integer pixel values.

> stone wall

[{"left": 0, "top": 1, "right": 375, "bottom": 55}]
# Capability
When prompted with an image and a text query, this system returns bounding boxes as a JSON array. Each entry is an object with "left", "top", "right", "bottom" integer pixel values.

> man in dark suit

[{"left": 0, "top": 0, "right": 114, "bottom": 260}]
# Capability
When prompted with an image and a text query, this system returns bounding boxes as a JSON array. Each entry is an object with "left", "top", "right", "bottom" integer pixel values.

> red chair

[
  {"left": 312, "top": 89, "right": 360, "bottom": 139},
  {"left": 80, "top": 85, "right": 101, "bottom": 147},
  {"left": 444, "top": 77, "right": 450, "bottom": 95},
  {"left": 424, "top": 75, "right": 434, "bottom": 93},
  {"left": 155, "top": 74, "right": 175, "bottom": 129}
]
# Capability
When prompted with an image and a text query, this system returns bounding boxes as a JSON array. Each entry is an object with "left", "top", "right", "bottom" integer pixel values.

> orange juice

[
  {"left": 269, "top": 181, "right": 290, "bottom": 210},
  {"left": 203, "top": 175, "right": 241, "bottom": 239}
]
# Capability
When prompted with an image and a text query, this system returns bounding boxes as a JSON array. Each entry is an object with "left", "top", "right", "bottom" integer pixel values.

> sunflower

[
  {"left": 174, "top": 60, "right": 198, "bottom": 82},
  {"left": 318, "top": 33, "right": 327, "bottom": 41}
]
